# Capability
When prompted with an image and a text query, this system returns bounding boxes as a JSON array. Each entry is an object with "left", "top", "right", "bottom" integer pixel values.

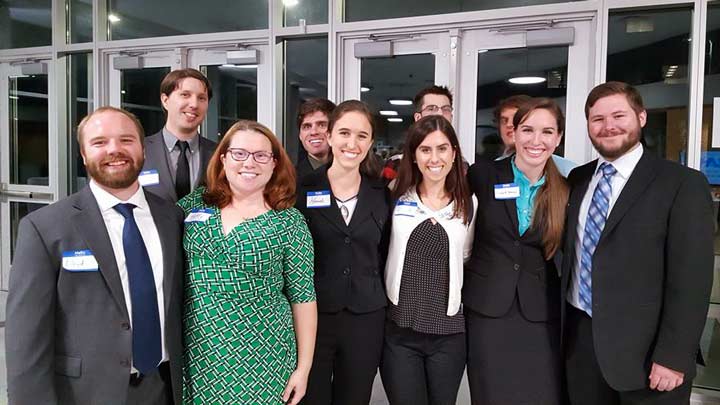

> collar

[
  {"left": 162, "top": 127, "right": 199, "bottom": 153},
  {"left": 511, "top": 156, "right": 546, "bottom": 188},
  {"left": 595, "top": 143, "right": 643, "bottom": 180},
  {"left": 406, "top": 187, "right": 456, "bottom": 219},
  {"left": 89, "top": 179, "right": 150, "bottom": 213}
]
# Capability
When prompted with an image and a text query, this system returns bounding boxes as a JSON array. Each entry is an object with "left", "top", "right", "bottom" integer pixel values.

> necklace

[{"left": 336, "top": 194, "right": 359, "bottom": 222}]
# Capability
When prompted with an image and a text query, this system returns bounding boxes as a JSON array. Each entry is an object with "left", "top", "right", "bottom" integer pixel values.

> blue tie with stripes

[{"left": 577, "top": 162, "right": 616, "bottom": 316}]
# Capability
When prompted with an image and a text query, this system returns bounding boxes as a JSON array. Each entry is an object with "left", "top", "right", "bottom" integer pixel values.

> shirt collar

[
  {"left": 162, "top": 127, "right": 199, "bottom": 153},
  {"left": 511, "top": 156, "right": 546, "bottom": 189},
  {"left": 89, "top": 179, "right": 150, "bottom": 213},
  {"left": 596, "top": 143, "right": 643, "bottom": 180}
]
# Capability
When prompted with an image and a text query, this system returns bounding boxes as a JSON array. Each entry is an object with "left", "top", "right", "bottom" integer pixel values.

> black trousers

[
  {"left": 380, "top": 320, "right": 466, "bottom": 405},
  {"left": 301, "top": 308, "right": 385, "bottom": 405},
  {"left": 565, "top": 305, "right": 692, "bottom": 405}
]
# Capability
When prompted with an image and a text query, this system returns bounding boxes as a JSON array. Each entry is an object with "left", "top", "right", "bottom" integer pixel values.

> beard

[
  {"left": 590, "top": 126, "right": 642, "bottom": 160},
  {"left": 85, "top": 152, "right": 144, "bottom": 190}
]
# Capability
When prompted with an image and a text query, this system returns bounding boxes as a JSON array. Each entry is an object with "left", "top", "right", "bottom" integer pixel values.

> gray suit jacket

[
  {"left": 142, "top": 131, "right": 217, "bottom": 203},
  {"left": 6, "top": 186, "right": 184, "bottom": 405}
]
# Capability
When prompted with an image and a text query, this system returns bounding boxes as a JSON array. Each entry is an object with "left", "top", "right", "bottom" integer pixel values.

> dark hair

[
  {"left": 77, "top": 106, "right": 144, "bottom": 146},
  {"left": 159, "top": 68, "right": 213, "bottom": 103},
  {"left": 296, "top": 98, "right": 336, "bottom": 129},
  {"left": 328, "top": 100, "right": 381, "bottom": 178},
  {"left": 394, "top": 115, "right": 471, "bottom": 224},
  {"left": 584, "top": 81, "right": 644, "bottom": 118},
  {"left": 513, "top": 97, "right": 568, "bottom": 258},
  {"left": 493, "top": 94, "right": 532, "bottom": 123},
  {"left": 413, "top": 85, "right": 453, "bottom": 112},
  {"left": 203, "top": 120, "right": 296, "bottom": 210}
]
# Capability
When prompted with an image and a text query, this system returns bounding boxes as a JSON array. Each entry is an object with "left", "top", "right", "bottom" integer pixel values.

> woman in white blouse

[{"left": 381, "top": 115, "right": 476, "bottom": 405}]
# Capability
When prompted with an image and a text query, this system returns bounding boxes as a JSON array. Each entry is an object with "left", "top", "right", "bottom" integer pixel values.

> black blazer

[
  {"left": 296, "top": 169, "right": 392, "bottom": 314},
  {"left": 295, "top": 155, "right": 316, "bottom": 180},
  {"left": 560, "top": 150, "right": 714, "bottom": 391},
  {"left": 463, "top": 158, "right": 560, "bottom": 322}
]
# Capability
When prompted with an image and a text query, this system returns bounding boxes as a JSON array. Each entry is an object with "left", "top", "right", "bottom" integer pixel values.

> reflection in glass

[
  {"left": 67, "top": 0, "right": 93, "bottom": 43},
  {"left": 0, "top": 0, "right": 52, "bottom": 49},
  {"left": 121, "top": 67, "right": 170, "bottom": 137},
  {"left": 202, "top": 65, "right": 258, "bottom": 142},
  {"left": 68, "top": 54, "right": 93, "bottom": 193},
  {"left": 476, "top": 47, "right": 568, "bottom": 161},
  {"left": 361, "top": 54, "right": 434, "bottom": 160},
  {"left": 283, "top": 37, "right": 328, "bottom": 164},
  {"left": 607, "top": 7, "right": 692, "bottom": 163},
  {"left": 9, "top": 73, "right": 49, "bottom": 186},
  {"left": 284, "top": 0, "right": 327, "bottom": 26},
  {"left": 345, "top": 0, "right": 585, "bottom": 22},
  {"left": 10, "top": 202, "right": 46, "bottom": 260},
  {"left": 108, "top": 0, "right": 268, "bottom": 40}
]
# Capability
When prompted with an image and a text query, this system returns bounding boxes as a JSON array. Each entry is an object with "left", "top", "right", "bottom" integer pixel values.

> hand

[
  {"left": 649, "top": 362, "right": 684, "bottom": 391},
  {"left": 282, "top": 368, "right": 309, "bottom": 405}
]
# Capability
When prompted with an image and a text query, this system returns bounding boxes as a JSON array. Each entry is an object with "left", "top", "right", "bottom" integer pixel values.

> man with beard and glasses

[
  {"left": 561, "top": 81, "right": 714, "bottom": 405},
  {"left": 6, "top": 107, "right": 185, "bottom": 405}
]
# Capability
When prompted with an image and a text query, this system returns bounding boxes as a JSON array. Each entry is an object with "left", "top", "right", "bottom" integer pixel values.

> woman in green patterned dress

[{"left": 178, "top": 120, "right": 317, "bottom": 405}]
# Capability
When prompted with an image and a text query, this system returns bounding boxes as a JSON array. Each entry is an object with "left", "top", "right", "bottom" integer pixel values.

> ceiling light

[
  {"left": 108, "top": 14, "right": 121, "bottom": 23},
  {"left": 379, "top": 110, "right": 398, "bottom": 116},
  {"left": 283, "top": 0, "right": 299, "bottom": 6},
  {"left": 361, "top": 86, "right": 371, "bottom": 92},
  {"left": 508, "top": 75, "right": 546, "bottom": 85},
  {"left": 625, "top": 16, "right": 654, "bottom": 33},
  {"left": 221, "top": 64, "right": 258, "bottom": 69},
  {"left": 121, "top": 90, "right": 126, "bottom": 94},
  {"left": 387, "top": 118, "right": 403, "bottom": 122},
  {"left": 388, "top": 99, "right": 412, "bottom": 106},
  {"left": 478, "top": 49, "right": 489, "bottom": 54}
]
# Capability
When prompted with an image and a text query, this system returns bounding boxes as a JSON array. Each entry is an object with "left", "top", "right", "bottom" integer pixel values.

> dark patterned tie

[{"left": 175, "top": 141, "right": 190, "bottom": 199}]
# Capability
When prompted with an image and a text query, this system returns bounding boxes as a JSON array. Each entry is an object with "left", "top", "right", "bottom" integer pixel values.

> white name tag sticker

[
  {"left": 62, "top": 250, "right": 99, "bottom": 272},
  {"left": 307, "top": 191, "right": 331, "bottom": 208},
  {"left": 394, "top": 201, "right": 418, "bottom": 217},
  {"left": 184, "top": 208, "right": 214, "bottom": 223},
  {"left": 138, "top": 169, "right": 160, "bottom": 186},
  {"left": 494, "top": 183, "right": 520, "bottom": 200}
]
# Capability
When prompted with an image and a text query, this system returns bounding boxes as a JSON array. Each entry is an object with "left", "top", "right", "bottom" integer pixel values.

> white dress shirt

[
  {"left": 89, "top": 180, "right": 168, "bottom": 366},
  {"left": 567, "top": 144, "right": 644, "bottom": 311}
]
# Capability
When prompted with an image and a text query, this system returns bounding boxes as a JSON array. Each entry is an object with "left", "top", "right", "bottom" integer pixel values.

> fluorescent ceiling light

[
  {"left": 478, "top": 49, "right": 489, "bottom": 54},
  {"left": 108, "top": 14, "right": 121, "bottom": 23},
  {"left": 388, "top": 99, "right": 412, "bottom": 106},
  {"left": 121, "top": 90, "right": 126, "bottom": 94},
  {"left": 283, "top": 0, "right": 299, "bottom": 6},
  {"left": 379, "top": 110, "right": 398, "bottom": 116},
  {"left": 387, "top": 118, "right": 403, "bottom": 122},
  {"left": 508, "top": 75, "right": 546, "bottom": 85},
  {"left": 361, "top": 86, "right": 371, "bottom": 92},
  {"left": 221, "top": 64, "right": 258, "bottom": 69}
]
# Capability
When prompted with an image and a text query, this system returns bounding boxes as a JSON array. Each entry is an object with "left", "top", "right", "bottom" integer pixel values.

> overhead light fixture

[
  {"left": 379, "top": 110, "right": 398, "bottom": 116},
  {"left": 478, "top": 49, "right": 489, "bottom": 54},
  {"left": 361, "top": 86, "right": 371, "bottom": 92},
  {"left": 625, "top": 16, "right": 654, "bottom": 33},
  {"left": 387, "top": 118, "right": 403, "bottom": 122},
  {"left": 221, "top": 64, "right": 258, "bottom": 69},
  {"left": 283, "top": 0, "right": 299, "bottom": 6},
  {"left": 388, "top": 99, "right": 412, "bottom": 106},
  {"left": 108, "top": 14, "right": 121, "bottom": 23},
  {"left": 121, "top": 90, "right": 126, "bottom": 94},
  {"left": 508, "top": 75, "right": 546, "bottom": 85}
]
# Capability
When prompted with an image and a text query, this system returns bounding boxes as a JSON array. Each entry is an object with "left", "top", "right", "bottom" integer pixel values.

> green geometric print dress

[{"left": 178, "top": 188, "right": 315, "bottom": 404}]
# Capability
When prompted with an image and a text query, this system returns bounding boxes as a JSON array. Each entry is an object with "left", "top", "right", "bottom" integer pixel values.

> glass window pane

[
  {"left": 361, "top": 54, "right": 434, "bottom": 159},
  {"left": 10, "top": 202, "right": 47, "bottom": 260},
  {"left": 67, "top": 0, "right": 93, "bottom": 43},
  {"left": 68, "top": 54, "right": 94, "bottom": 193},
  {"left": 607, "top": 7, "right": 692, "bottom": 164},
  {"left": 284, "top": 0, "right": 327, "bottom": 26},
  {"left": 121, "top": 67, "right": 171, "bottom": 137},
  {"left": 344, "top": 0, "right": 585, "bottom": 22},
  {"left": 0, "top": 0, "right": 52, "bottom": 49},
  {"left": 202, "top": 65, "right": 258, "bottom": 142},
  {"left": 10, "top": 72, "right": 49, "bottom": 186},
  {"left": 108, "top": 0, "right": 268, "bottom": 40},
  {"left": 283, "top": 37, "right": 328, "bottom": 164}
]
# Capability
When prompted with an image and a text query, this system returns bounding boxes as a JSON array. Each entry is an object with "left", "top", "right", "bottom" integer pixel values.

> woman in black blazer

[
  {"left": 464, "top": 98, "right": 569, "bottom": 404},
  {"left": 296, "top": 100, "right": 391, "bottom": 405}
]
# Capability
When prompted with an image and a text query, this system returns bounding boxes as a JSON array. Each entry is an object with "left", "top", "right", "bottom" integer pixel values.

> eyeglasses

[
  {"left": 225, "top": 148, "right": 274, "bottom": 164},
  {"left": 421, "top": 104, "right": 454, "bottom": 115}
]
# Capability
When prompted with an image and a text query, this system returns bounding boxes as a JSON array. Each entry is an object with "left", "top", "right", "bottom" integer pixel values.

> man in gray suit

[
  {"left": 6, "top": 107, "right": 184, "bottom": 405},
  {"left": 142, "top": 68, "right": 216, "bottom": 202}
]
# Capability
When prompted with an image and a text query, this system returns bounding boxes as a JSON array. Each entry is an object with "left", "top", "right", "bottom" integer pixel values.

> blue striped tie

[{"left": 577, "top": 162, "right": 616, "bottom": 316}]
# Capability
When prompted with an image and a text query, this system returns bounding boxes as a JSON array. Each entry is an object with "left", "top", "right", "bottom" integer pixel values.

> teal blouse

[{"left": 511, "top": 157, "right": 546, "bottom": 235}]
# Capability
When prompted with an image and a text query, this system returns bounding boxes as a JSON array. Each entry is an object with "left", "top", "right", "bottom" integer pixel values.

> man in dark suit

[
  {"left": 295, "top": 98, "right": 336, "bottom": 179},
  {"left": 142, "top": 68, "right": 216, "bottom": 202},
  {"left": 6, "top": 107, "right": 184, "bottom": 405},
  {"left": 562, "top": 81, "right": 714, "bottom": 404}
]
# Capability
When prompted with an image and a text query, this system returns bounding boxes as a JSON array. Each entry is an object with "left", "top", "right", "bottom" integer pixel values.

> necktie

[
  {"left": 175, "top": 141, "right": 190, "bottom": 199},
  {"left": 577, "top": 162, "right": 617, "bottom": 316},
  {"left": 113, "top": 203, "right": 161, "bottom": 375}
]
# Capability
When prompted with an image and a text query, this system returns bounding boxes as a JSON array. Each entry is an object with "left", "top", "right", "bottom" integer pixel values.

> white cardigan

[{"left": 385, "top": 188, "right": 477, "bottom": 316}]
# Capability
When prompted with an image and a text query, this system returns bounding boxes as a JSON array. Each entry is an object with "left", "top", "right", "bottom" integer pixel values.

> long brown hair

[
  {"left": 203, "top": 120, "right": 296, "bottom": 210},
  {"left": 513, "top": 98, "right": 569, "bottom": 258},
  {"left": 327, "top": 100, "right": 382, "bottom": 178},
  {"left": 393, "top": 115, "right": 471, "bottom": 224}
]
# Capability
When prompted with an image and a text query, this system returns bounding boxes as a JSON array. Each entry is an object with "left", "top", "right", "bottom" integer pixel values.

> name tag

[
  {"left": 138, "top": 170, "right": 160, "bottom": 186},
  {"left": 307, "top": 191, "right": 331, "bottom": 208},
  {"left": 185, "top": 208, "right": 214, "bottom": 223},
  {"left": 62, "top": 250, "right": 99, "bottom": 272},
  {"left": 394, "top": 201, "right": 418, "bottom": 217},
  {"left": 494, "top": 183, "right": 520, "bottom": 200}
]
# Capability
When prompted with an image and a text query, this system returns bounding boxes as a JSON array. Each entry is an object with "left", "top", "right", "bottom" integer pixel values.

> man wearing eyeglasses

[
  {"left": 413, "top": 85, "right": 454, "bottom": 123},
  {"left": 296, "top": 98, "right": 337, "bottom": 179}
]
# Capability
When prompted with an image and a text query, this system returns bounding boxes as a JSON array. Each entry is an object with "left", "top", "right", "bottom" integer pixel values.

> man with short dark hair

[
  {"left": 295, "top": 98, "right": 336, "bottom": 179},
  {"left": 562, "top": 81, "right": 713, "bottom": 405},
  {"left": 7, "top": 106, "right": 184, "bottom": 405},
  {"left": 142, "top": 68, "right": 217, "bottom": 202},
  {"left": 413, "top": 85, "right": 454, "bottom": 123}
]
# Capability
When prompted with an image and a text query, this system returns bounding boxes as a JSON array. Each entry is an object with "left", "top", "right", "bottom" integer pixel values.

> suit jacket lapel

[
  {"left": 496, "top": 160, "right": 520, "bottom": 235},
  {"left": 198, "top": 137, "right": 215, "bottom": 187},
  {"left": 347, "top": 175, "right": 375, "bottom": 230},
  {"left": 312, "top": 172, "right": 351, "bottom": 236},
  {"left": 563, "top": 162, "right": 595, "bottom": 274},
  {"left": 146, "top": 191, "right": 177, "bottom": 316},
  {"left": 72, "top": 187, "right": 129, "bottom": 320},
  {"left": 146, "top": 133, "right": 177, "bottom": 201}
]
